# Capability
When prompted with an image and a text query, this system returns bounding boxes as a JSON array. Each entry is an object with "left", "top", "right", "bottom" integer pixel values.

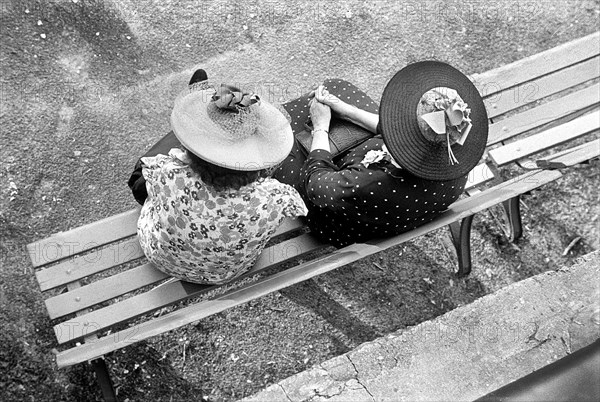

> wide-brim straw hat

[
  {"left": 171, "top": 84, "right": 293, "bottom": 171},
  {"left": 380, "top": 61, "right": 488, "bottom": 181}
]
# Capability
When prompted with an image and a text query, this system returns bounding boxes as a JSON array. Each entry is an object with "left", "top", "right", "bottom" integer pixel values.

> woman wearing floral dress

[{"left": 135, "top": 71, "right": 307, "bottom": 284}]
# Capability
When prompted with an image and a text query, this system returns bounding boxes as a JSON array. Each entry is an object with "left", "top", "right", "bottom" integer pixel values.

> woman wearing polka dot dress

[{"left": 273, "top": 61, "right": 488, "bottom": 248}]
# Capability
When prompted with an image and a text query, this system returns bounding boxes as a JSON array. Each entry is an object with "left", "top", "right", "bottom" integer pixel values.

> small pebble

[
  {"left": 40, "top": 33, "right": 46, "bottom": 39},
  {"left": 37, "top": 20, "right": 42, "bottom": 26}
]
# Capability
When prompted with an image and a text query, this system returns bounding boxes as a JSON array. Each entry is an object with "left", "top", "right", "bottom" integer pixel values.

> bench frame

[{"left": 27, "top": 32, "right": 600, "bottom": 401}]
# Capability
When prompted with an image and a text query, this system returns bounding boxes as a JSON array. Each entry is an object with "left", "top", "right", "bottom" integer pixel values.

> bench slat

[
  {"left": 43, "top": 218, "right": 308, "bottom": 318},
  {"left": 474, "top": 31, "right": 599, "bottom": 98},
  {"left": 34, "top": 217, "right": 305, "bottom": 292},
  {"left": 536, "top": 139, "right": 600, "bottom": 169},
  {"left": 273, "top": 217, "right": 305, "bottom": 236},
  {"left": 54, "top": 233, "right": 326, "bottom": 343},
  {"left": 489, "top": 110, "right": 600, "bottom": 166},
  {"left": 44, "top": 263, "right": 169, "bottom": 320},
  {"left": 465, "top": 164, "right": 495, "bottom": 190},
  {"left": 29, "top": 211, "right": 304, "bottom": 278},
  {"left": 27, "top": 208, "right": 140, "bottom": 268},
  {"left": 54, "top": 168, "right": 564, "bottom": 367},
  {"left": 35, "top": 237, "right": 144, "bottom": 292},
  {"left": 487, "top": 83, "right": 600, "bottom": 146},
  {"left": 484, "top": 56, "right": 599, "bottom": 119}
]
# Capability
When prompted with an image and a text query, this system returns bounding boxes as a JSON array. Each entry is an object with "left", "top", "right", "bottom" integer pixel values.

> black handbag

[{"left": 295, "top": 118, "right": 374, "bottom": 158}]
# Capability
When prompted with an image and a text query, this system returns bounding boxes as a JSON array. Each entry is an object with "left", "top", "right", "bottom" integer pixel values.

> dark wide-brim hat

[{"left": 380, "top": 61, "right": 488, "bottom": 181}]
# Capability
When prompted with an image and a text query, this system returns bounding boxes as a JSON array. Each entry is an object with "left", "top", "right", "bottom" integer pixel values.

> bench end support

[
  {"left": 91, "top": 357, "right": 117, "bottom": 402},
  {"left": 503, "top": 196, "right": 523, "bottom": 242},
  {"left": 448, "top": 215, "right": 475, "bottom": 277}
]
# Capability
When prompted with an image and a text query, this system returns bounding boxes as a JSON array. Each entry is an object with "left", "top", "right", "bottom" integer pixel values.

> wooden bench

[{"left": 27, "top": 32, "right": 599, "bottom": 401}]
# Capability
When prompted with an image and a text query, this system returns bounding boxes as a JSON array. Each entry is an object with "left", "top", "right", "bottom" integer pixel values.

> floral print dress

[{"left": 137, "top": 148, "right": 308, "bottom": 284}]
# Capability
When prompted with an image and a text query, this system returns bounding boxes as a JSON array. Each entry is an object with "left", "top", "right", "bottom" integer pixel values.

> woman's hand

[
  {"left": 309, "top": 97, "right": 332, "bottom": 132},
  {"left": 310, "top": 85, "right": 351, "bottom": 118},
  {"left": 311, "top": 84, "right": 379, "bottom": 134}
]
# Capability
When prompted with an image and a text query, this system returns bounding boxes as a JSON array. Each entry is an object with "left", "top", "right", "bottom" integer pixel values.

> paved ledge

[{"left": 242, "top": 251, "right": 600, "bottom": 401}]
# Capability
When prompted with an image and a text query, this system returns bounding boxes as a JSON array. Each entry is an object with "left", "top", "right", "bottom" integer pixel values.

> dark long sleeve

[
  {"left": 298, "top": 138, "right": 467, "bottom": 247},
  {"left": 128, "top": 131, "right": 182, "bottom": 205},
  {"left": 302, "top": 150, "right": 346, "bottom": 209}
]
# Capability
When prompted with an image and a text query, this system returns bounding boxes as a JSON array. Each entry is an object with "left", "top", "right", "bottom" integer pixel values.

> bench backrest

[{"left": 466, "top": 31, "right": 599, "bottom": 186}]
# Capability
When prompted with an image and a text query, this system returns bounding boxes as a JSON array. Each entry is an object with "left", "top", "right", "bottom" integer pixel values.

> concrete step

[{"left": 242, "top": 251, "right": 600, "bottom": 402}]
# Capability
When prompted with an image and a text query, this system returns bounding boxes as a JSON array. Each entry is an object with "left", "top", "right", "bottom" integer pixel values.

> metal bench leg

[
  {"left": 91, "top": 357, "right": 117, "bottom": 402},
  {"left": 502, "top": 195, "right": 523, "bottom": 242},
  {"left": 448, "top": 214, "right": 475, "bottom": 277}
]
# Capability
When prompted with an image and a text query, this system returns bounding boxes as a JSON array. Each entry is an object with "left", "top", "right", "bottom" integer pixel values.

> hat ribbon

[
  {"left": 212, "top": 84, "right": 260, "bottom": 112},
  {"left": 420, "top": 100, "right": 473, "bottom": 165}
]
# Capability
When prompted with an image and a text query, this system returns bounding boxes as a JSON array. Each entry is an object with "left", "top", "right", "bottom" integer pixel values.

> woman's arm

[
  {"left": 128, "top": 130, "right": 182, "bottom": 205},
  {"left": 309, "top": 96, "right": 332, "bottom": 152},
  {"left": 310, "top": 129, "right": 331, "bottom": 152},
  {"left": 337, "top": 104, "right": 379, "bottom": 134}
]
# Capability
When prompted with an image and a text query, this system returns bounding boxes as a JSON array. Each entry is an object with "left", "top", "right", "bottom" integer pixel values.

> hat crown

[
  {"left": 206, "top": 102, "right": 261, "bottom": 143},
  {"left": 416, "top": 87, "right": 472, "bottom": 145},
  {"left": 171, "top": 80, "right": 293, "bottom": 171},
  {"left": 212, "top": 84, "right": 260, "bottom": 111}
]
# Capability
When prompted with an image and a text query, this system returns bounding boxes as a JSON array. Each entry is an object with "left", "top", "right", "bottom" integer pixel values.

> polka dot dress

[
  {"left": 273, "top": 80, "right": 468, "bottom": 248},
  {"left": 273, "top": 78, "right": 379, "bottom": 188}
]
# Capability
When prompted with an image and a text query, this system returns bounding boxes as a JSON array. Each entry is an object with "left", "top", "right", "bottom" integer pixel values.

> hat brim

[
  {"left": 380, "top": 61, "right": 488, "bottom": 181},
  {"left": 171, "top": 89, "right": 293, "bottom": 171}
]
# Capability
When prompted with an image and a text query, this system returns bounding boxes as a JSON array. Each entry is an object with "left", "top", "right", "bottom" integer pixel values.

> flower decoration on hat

[
  {"left": 418, "top": 88, "right": 473, "bottom": 165},
  {"left": 212, "top": 84, "right": 260, "bottom": 112}
]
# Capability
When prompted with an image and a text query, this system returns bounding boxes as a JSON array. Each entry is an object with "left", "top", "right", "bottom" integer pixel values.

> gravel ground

[{"left": 1, "top": 1, "right": 599, "bottom": 401}]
